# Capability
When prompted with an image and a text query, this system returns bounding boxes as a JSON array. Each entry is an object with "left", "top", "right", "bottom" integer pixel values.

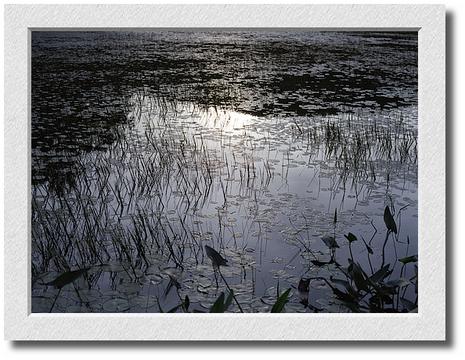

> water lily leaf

[
  {"left": 271, "top": 288, "right": 292, "bottom": 313},
  {"left": 167, "top": 303, "right": 184, "bottom": 313},
  {"left": 130, "top": 295, "right": 157, "bottom": 308},
  {"left": 78, "top": 289, "right": 101, "bottom": 299},
  {"left": 121, "top": 282, "right": 141, "bottom": 294},
  {"left": 65, "top": 305, "right": 86, "bottom": 313},
  {"left": 31, "top": 297, "right": 54, "bottom": 312},
  {"left": 400, "top": 297, "right": 417, "bottom": 311},
  {"left": 102, "top": 298, "right": 130, "bottom": 312}
]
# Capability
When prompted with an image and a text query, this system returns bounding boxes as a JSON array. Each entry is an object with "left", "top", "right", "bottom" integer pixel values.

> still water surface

[{"left": 31, "top": 31, "right": 418, "bottom": 313}]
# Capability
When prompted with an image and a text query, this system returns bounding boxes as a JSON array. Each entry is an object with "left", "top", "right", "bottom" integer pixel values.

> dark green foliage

[
  {"left": 344, "top": 232, "right": 358, "bottom": 243},
  {"left": 399, "top": 255, "right": 417, "bottom": 264},
  {"left": 327, "top": 224, "right": 418, "bottom": 313},
  {"left": 210, "top": 290, "right": 234, "bottom": 313},
  {"left": 369, "top": 264, "right": 392, "bottom": 283},
  {"left": 183, "top": 295, "right": 190, "bottom": 312},
  {"left": 311, "top": 260, "right": 331, "bottom": 266},
  {"left": 298, "top": 278, "right": 310, "bottom": 293},
  {"left": 271, "top": 288, "right": 292, "bottom": 313},
  {"left": 348, "top": 260, "right": 369, "bottom": 292},
  {"left": 383, "top": 206, "right": 398, "bottom": 234}
]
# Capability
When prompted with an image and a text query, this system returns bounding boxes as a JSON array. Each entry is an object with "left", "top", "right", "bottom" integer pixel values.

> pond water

[{"left": 31, "top": 31, "right": 418, "bottom": 313}]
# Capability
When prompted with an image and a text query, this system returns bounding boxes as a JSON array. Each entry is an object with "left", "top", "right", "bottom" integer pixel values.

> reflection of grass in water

[
  {"left": 31, "top": 94, "right": 417, "bottom": 313},
  {"left": 303, "top": 113, "right": 417, "bottom": 186}
]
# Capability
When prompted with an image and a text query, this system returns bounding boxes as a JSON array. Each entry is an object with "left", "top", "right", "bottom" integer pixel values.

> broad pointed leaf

[{"left": 271, "top": 288, "right": 292, "bottom": 313}]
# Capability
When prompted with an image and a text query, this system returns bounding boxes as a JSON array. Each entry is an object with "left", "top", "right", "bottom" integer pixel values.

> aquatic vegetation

[
  {"left": 31, "top": 96, "right": 418, "bottom": 313},
  {"left": 45, "top": 268, "right": 90, "bottom": 289},
  {"left": 271, "top": 288, "right": 292, "bottom": 313},
  {"left": 384, "top": 206, "right": 398, "bottom": 234},
  {"left": 31, "top": 31, "right": 418, "bottom": 313},
  {"left": 205, "top": 245, "right": 228, "bottom": 268},
  {"left": 209, "top": 291, "right": 234, "bottom": 313}
]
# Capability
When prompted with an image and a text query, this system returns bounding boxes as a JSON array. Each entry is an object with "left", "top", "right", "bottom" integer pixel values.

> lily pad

[{"left": 103, "top": 298, "right": 130, "bottom": 312}]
